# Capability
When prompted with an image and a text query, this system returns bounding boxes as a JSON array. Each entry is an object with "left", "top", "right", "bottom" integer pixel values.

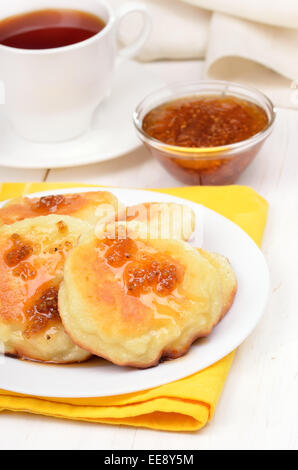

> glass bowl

[{"left": 133, "top": 80, "right": 276, "bottom": 185}]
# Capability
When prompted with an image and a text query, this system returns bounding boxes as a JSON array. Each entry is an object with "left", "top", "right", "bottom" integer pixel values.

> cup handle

[{"left": 115, "top": 2, "right": 152, "bottom": 64}]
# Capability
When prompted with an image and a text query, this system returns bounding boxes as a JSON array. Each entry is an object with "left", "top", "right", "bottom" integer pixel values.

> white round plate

[
  {"left": 0, "top": 188, "right": 270, "bottom": 398},
  {"left": 0, "top": 61, "right": 164, "bottom": 169}
]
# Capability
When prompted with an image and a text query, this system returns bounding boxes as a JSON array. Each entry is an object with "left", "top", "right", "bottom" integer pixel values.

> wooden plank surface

[{"left": 0, "top": 61, "right": 297, "bottom": 450}]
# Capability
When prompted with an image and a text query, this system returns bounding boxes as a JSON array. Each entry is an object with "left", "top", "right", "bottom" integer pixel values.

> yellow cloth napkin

[{"left": 0, "top": 183, "right": 268, "bottom": 432}]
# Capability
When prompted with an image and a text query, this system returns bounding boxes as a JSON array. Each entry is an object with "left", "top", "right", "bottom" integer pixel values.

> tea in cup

[{"left": 0, "top": 0, "right": 152, "bottom": 142}]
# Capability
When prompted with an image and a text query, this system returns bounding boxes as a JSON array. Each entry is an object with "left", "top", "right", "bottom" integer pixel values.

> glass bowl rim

[{"left": 133, "top": 79, "right": 276, "bottom": 158}]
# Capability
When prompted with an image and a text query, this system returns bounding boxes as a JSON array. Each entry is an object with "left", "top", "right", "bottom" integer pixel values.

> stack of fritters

[{"left": 0, "top": 192, "right": 237, "bottom": 368}]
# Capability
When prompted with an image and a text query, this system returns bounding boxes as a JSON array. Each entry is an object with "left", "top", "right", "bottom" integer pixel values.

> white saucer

[
  {"left": 0, "top": 188, "right": 270, "bottom": 398},
  {"left": 0, "top": 61, "right": 164, "bottom": 169}
]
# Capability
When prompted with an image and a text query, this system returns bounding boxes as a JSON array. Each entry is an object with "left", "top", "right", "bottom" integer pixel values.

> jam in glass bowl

[{"left": 134, "top": 81, "right": 276, "bottom": 185}]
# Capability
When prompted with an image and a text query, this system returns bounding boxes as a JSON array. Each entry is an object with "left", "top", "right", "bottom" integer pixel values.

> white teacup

[{"left": 0, "top": 0, "right": 152, "bottom": 142}]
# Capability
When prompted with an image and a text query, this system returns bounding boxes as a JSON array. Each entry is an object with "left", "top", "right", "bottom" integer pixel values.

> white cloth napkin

[
  {"left": 206, "top": 12, "right": 298, "bottom": 108},
  {"left": 110, "top": 0, "right": 298, "bottom": 108},
  {"left": 110, "top": 0, "right": 210, "bottom": 61},
  {"left": 182, "top": 0, "right": 298, "bottom": 29}
]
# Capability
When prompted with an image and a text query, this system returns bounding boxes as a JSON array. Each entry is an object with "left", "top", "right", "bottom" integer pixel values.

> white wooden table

[{"left": 0, "top": 61, "right": 297, "bottom": 450}]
